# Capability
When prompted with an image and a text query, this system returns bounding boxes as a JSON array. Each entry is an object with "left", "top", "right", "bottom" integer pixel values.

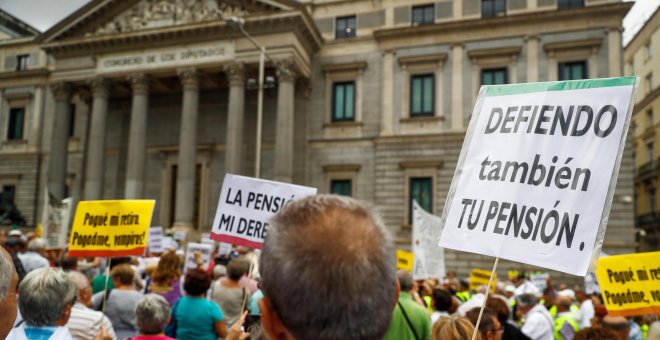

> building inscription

[{"left": 97, "top": 42, "right": 234, "bottom": 73}]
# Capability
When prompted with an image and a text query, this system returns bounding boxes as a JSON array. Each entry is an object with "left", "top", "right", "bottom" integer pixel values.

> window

[
  {"left": 332, "top": 81, "right": 355, "bottom": 121},
  {"left": 482, "top": 0, "right": 506, "bottom": 18},
  {"left": 645, "top": 42, "right": 652, "bottom": 60},
  {"left": 558, "top": 0, "right": 584, "bottom": 9},
  {"left": 412, "top": 4, "right": 435, "bottom": 25},
  {"left": 410, "top": 74, "right": 434, "bottom": 116},
  {"left": 330, "top": 179, "right": 352, "bottom": 196},
  {"left": 481, "top": 68, "right": 508, "bottom": 85},
  {"left": 68, "top": 103, "right": 76, "bottom": 137},
  {"left": 2, "top": 185, "right": 15, "bottom": 204},
  {"left": 409, "top": 177, "right": 432, "bottom": 223},
  {"left": 15, "top": 55, "right": 29, "bottom": 71},
  {"left": 647, "top": 109, "right": 654, "bottom": 127},
  {"left": 336, "top": 16, "right": 356, "bottom": 39},
  {"left": 558, "top": 61, "right": 587, "bottom": 80},
  {"left": 647, "top": 73, "right": 654, "bottom": 94},
  {"left": 647, "top": 140, "right": 654, "bottom": 164},
  {"left": 648, "top": 187, "right": 656, "bottom": 213},
  {"left": 7, "top": 107, "right": 25, "bottom": 140}
]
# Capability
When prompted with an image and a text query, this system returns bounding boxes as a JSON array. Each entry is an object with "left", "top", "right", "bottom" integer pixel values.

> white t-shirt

[
  {"left": 521, "top": 304, "right": 554, "bottom": 340},
  {"left": 579, "top": 299, "right": 594, "bottom": 329}
]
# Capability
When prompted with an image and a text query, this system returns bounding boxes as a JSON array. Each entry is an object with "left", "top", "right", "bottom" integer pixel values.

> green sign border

[{"left": 484, "top": 77, "right": 637, "bottom": 97}]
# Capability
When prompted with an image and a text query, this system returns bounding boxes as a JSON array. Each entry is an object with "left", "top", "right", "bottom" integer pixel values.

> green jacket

[{"left": 384, "top": 292, "right": 431, "bottom": 340}]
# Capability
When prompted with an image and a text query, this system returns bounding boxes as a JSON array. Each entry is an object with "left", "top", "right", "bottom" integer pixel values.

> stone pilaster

[
  {"left": 526, "top": 35, "right": 539, "bottom": 82},
  {"left": 274, "top": 63, "right": 296, "bottom": 183},
  {"left": 48, "top": 81, "right": 72, "bottom": 200},
  {"left": 174, "top": 68, "right": 199, "bottom": 229},
  {"left": 607, "top": 27, "right": 623, "bottom": 77},
  {"left": 224, "top": 63, "right": 245, "bottom": 175},
  {"left": 125, "top": 73, "right": 150, "bottom": 199},
  {"left": 84, "top": 77, "right": 110, "bottom": 200},
  {"left": 451, "top": 44, "right": 464, "bottom": 130}
]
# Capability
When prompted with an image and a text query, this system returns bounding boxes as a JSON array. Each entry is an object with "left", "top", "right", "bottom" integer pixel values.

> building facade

[
  {"left": 0, "top": 0, "right": 635, "bottom": 279},
  {"left": 628, "top": 7, "right": 660, "bottom": 252}
]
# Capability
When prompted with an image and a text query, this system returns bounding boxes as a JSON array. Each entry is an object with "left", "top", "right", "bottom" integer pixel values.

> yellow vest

[{"left": 554, "top": 315, "right": 579, "bottom": 340}]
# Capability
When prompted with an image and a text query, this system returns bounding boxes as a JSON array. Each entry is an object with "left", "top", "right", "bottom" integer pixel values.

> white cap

[
  {"left": 558, "top": 289, "right": 576, "bottom": 300},
  {"left": 8, "top": 230, "right": 22, "bottom": 236}
]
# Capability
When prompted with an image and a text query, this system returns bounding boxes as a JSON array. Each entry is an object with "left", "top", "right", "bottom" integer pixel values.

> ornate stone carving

[
  {"left": 88, "top": 77, "right": 110, "bottom": 98},
  {"left": 276, "top": 60, "right": 297, "bottom": 84},
  {"left": 127, "top": 73, "right": 150, "bottom": 95},
  {"left": 92, "top": 0, "right": 249, "bottom": 36},
  {"left": 178, "top": 68, "right": 199, "bottom": 91},
  {"left": 50, "top": 81, "right": 72, "bottom": 101},
  {"left": 224, "top": 63, "right": 245, "bottom": 87}
]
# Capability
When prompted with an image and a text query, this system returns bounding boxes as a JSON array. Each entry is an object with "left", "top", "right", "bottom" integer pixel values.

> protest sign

[
  {"left": 41, "top": 190, "right": 73, "bottom": 249},
  {"left": 200, "top": 232, "right": 215, "bottom": 246},
  {"left": 530, "top": 272, "right": 549, "bottom": 291},
  {"left": 470, "top": 268, "right": 497, "bottom": 293},
  {"left": 68, "top": 200, "right": 156, "bottom": 257},
  {"left": 439, "top": 77, "right": 637, "bottom": 276},
  {"left": 595, "top": 251, "right": 660, "bottom": 317},
  {"left": 173, "top": 230, "right": 187, "bottom": 241},
  {"left": 148, "top": 227, "right": 164, "bottom": 253},
  {"left": 184, "top": 242, "right": 213, "bottom": 272},
  {"left": 396, "top": 249, "right": 414, "bottom": 272},
  {"left": 412, "top": 201, "right": 445, "bottom": 280},
  {"left": 218, "top": 242, "right": 232, "bottom": 256},
  {"left": 211, "top": 174, "right": 317, "bottom": 249}
]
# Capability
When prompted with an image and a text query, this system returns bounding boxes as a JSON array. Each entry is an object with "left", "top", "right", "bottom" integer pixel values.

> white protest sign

[
  {"left": 211, "top": 174, "right": 317, "bottom": 249},
  {"left": 530, "top": 272, "right": 549, "bottom": 291},
  {"left": 41, "top": 190, "right": 73, "bottom": 250},
  {"left": 200, "top": 232, "right": 215, "bottom": 246},
  {"left": 184, "top": 242, "right": 213, "bottom": 272},
  {"left": 218, "top": 242, "right": 232, "bottom": 256},
  {"left": 148, "top": 227, "right": 164, "bottom": 253},
  {"left": 412, "top": 201, "right": 445, "bottom": 280},
  {"left": 439, "top": 77, "right": 637, "bottom": 276},
  {"left": 173, "top": 230, "right": 187, "bottom": 241}
]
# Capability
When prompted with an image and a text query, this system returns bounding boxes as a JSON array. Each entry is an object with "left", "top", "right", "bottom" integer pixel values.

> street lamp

[{"left": 227, "top": 16, "right": 268, "bottom": 178}]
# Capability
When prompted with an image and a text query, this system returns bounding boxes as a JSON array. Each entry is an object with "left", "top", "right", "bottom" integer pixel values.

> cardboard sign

[
  {"left": 470, "top": 268, "right": 497, "bottom": 293},
  {"left": 184, "top": 242, "right": 213, "bottom": 272},
  {"left": 68, "top": 200, "right": 156, "bottom": 257},
  {"left": 210, "top": 174, "right": 317, "bottom": 249},
  {"left": 41, "top": 190, "right": 73, "bottom": 249},
  {"left": 396, "top": 250, "right": 414, "bottom": 272},
  {"left": 412, "top": 201, "right": 445, "bottom": 280},
  {"left": 148, "top": 227, "right": 164, "bottom": 253},
  {"left": 439, "top": 77, "right": 637, "bottom": 275},
  {"left": 595, "top": 251, "right": 660, "bottom": 317}
]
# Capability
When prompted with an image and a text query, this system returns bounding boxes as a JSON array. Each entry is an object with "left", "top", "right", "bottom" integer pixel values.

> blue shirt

[{"left": 175, "top": 296, "right": 224, "bottom": 340}]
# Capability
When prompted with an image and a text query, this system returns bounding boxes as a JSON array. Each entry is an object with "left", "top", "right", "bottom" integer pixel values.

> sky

[{"left": 0, "top": 0, "right": 658, "bottom": 45}]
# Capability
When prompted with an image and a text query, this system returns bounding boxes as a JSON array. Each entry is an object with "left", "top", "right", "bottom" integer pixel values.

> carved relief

[{"left": 90, "top": 0, "right": 249, "bottom": 36}]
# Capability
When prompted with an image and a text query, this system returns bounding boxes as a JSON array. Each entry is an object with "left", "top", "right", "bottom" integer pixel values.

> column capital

[
  {"left": 224, "top": 63, "right": 245, "bottom": 87},
  {"left": 276, "top": 60, "right": 296, "bottom": 84},
  {"left": 88, "top": 77, "right": 110, "bottom": 98},
  {"left": 127, "top": 73, "right": 150, "bottom": 95},
  {"left": 50, "top": 81, "right": 72, "bottom": 101},
  {"left": 178, "top": 68, "right": 199, "bottom": 91}
]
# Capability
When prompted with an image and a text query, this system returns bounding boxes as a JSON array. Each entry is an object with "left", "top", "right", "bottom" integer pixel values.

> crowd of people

[{"left": 0, "top": 194, "right": 658, "bottom": 340}]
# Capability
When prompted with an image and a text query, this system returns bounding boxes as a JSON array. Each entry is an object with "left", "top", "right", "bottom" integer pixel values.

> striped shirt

[{"left": 65, "top": 303, "right": 117, "bottom": 340}]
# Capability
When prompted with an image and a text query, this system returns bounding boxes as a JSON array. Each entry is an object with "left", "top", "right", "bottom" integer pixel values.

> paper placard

[
  {"left": 211, "top": 174, "right": 317, "bottom": 249},
  {"left": 412, "top": 201, "right": 445, "bottom": 280},
  {"left": 148, "top": 227, "right": 164, "bottom": 253},
  {"left": 42, "top": 190, "right": 73, "bottom": 250},
  {"left": 396, "top": 250, "right": 414, "bottom": 272},
  {"left": 184, "top": 242, "right": 214, "bottom": 272},
  {"left": 470, "top": 268, "right": 497, "bottom": 293}
]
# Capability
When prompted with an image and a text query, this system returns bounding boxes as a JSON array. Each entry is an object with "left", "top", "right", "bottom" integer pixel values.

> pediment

[{"left": 41, "top": 0, "right": 294, "bottom": 43}]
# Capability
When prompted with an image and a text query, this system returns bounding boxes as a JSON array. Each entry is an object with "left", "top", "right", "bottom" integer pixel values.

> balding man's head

[
  {"left": 259, "top": 195, "right": 397, "bottom": 340},
  {"left": 0, "top": 247, "right": 17, "bottom": 339}
]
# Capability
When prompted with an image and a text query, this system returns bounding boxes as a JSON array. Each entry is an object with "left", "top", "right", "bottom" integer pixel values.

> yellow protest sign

[
  {"left": 396, "top": 250, "right": 414, "bottom": 272},
  {"left": 68, "top": 200, "right": 156, "bottom": 257},
  {"left": 470, "top": 269, "right": 497, "bottom": 293},
  {"left": 596, "top": 251, "right": 660, "bottom": 317}
]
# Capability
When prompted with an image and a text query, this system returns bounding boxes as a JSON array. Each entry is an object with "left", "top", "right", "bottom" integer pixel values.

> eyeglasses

[{"left": 490, "top": 325, "right": 504, "bottom": 333}]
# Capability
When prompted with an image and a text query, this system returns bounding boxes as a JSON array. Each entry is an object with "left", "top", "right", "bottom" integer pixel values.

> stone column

[
  {"left": 84, "top": 77, "right": 110, "bottom": 200},
  {"left": 125, "top": 74, "right": 149, "bottom": 199},
  {"left": 174, "top": 68, "right": 199, "bottom": 230},
  {"left": 274, "top": 64, "right": 295, "bottom": 183},
  {"left": 608, "top": 28, "right": 623, "bottom": 77},
  {"left": 224, "top": 63, "right": 245, "bottom": 175},
  {"left": 526, "top": 35, "right": 539, "bottom": 82},
  {"left": 451, "top": 44, "right": 464, "bottom": 130},
  {"left": 48, "top": 82, "right": 72, "bottom": 200}
]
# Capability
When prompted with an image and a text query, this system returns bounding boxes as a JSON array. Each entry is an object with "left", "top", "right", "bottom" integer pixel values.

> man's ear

[
  {"left": 259, "top": 297, "right": 291, "bottom": 340},
  {"left": 393, "top": 278, "right": 401, "bottom": 308}
]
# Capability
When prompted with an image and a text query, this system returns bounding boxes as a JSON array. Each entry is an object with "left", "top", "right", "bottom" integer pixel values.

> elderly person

[
  {"left": 7, "top": 267, "right": 76, "bottom": 339},
  {"left": 432, "top": 316, "right": 478, "bottom": 340},
  {"left": 466, "top": 307, "right": 504, "bottom": 340},
  {"left": 17, "top": 238, "right": 50, "bottom": 273},
  {"left": 258, "top": 195, "right": 398, "bottom": 340},
  {"left": 92, "top": 264, "right": 142, "bottom": 339},
  {"left": 133, "top": 294, "right": 174, "bottom": 340},
  {"left": 0, "top": 247, "right": 18, "bottom": 339},
  {"left": 172, "top": 268, "right": 227, "bottom": 339},
  {"left": 516, "top": 293, "right": 554, "bottom": 340},
  {"left": 66, "top": 271, "right": 116, "bottom": 340},
  {"left": 211, "top": 256, "right": 251, "bottom": 327}
]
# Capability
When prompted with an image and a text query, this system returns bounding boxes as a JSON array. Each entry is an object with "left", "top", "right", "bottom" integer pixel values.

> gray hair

[
  {"left": 397, "top": 270, "right": 414, "bottom": 291},
  {"left": 135, "top": 294, "right": 171, "bottom": 335},
  {"left": 18, "top": 267, "right": 76, "bottom": 326},
  {"left": 0, "top": 248, "right": 15, "bottom": 300},
  {"left": 260, "top": 194, "right": 397, "bottom": 340},
  {"left": 27, "top": 238, "right": 46, "bottom": 252},
  {"left": 67, "top": 271, "right": 90, "bottom": 299},
  {"left": 516, "top": 293, "right": 539, "bottom": 308}
]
